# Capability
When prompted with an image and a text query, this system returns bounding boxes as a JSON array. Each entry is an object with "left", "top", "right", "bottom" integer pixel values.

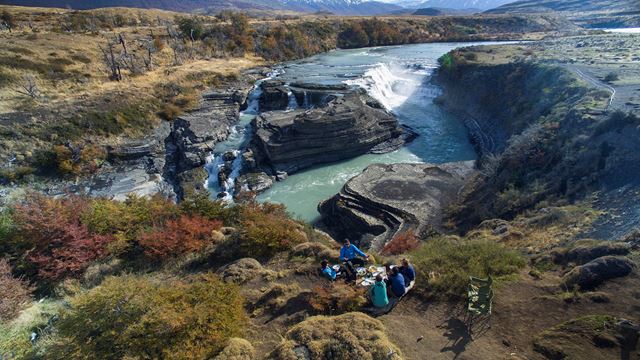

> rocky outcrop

[
  {"left": 251, "top": 89, "right": 406, "bottom": 175},
  {"left": 552, "top": 242, "right": 631, "bottom": 265},
  {"left": 562, "top": 256, "right": 636, "bottom": 289},
  {"left": 259, "top": 80, "right": 289, "bottom": 112},
  {"left": 318, "top": 161, "right": 476, "bottom": 250},
  {"left": 170, "top": 89, "right": 247, "bottom": 172}
]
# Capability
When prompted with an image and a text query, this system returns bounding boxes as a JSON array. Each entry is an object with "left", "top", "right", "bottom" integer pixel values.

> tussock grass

[{"left": 411, "top": 236, "right": 526, "bottom": 299}]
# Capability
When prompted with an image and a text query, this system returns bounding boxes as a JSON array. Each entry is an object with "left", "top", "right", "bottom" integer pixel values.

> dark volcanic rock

[
  {"left": 251, "top": 90, "right": 405, "bottom": 174},
  {"left": 259, "top": 80, "right": 289, "bottom": 112},
  {"left": 318, "top": 161, "right": 476, "bottom": 250},
  {"left": 562, "top": 256, "right": 636, "bottom": 289}
]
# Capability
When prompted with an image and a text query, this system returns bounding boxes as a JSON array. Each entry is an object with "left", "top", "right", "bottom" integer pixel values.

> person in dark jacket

[
  {"left": 388, "top": 266, "right": 406, "bottom": 297},
  {"left": 399, "top": 258, "right": 415, "bottom": 283}
]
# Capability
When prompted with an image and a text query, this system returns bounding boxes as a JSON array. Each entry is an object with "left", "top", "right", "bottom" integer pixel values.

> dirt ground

[{"left": 381, "top": 267, "right": 640, "bottom": 360}]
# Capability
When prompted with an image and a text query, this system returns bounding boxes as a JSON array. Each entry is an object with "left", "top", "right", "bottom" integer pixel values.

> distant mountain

[
  {"left": 412, "top": 7, "right": 478, "bottom": 15},
  {"left": 395, "top": 0, "right": 515, "bottom": 10},
  {"left": 0, "top": 0, "right": 403, "bottom": 15},
  {"left": 486, "top": 0, "right": 638, "bottom": 14}
]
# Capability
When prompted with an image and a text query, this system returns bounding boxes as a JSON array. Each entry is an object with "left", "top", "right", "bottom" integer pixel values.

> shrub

[
  {"left": 12, "top": 194, "right": 114, "bottom": 283},
  {"left": 48, "top": 274, "right": 246, "bottom": 359},
  {"left": 80, "top": 195, "right": 180, "bottom": 256},
  {"left": 0, "top": 259, "right": 33, "bottom": 322},
  {"left": 271, "top": 312, "right": 402, "bottom": 360},
  {"left": 179, "top": 192, "right": 240, "bottom": 225},
  {"left": 603, "top": 72, "right": 619, "bottom": 83},
  {"left": 308, "top": 283, "right": 367, "bottom": 315},
  {"left": 138, "top": 215, "right": 223, "bottom": 260},
  {"left": 411, "top": 236, "right": 525, "bottom": 298},
  {"left": 593, "top": 110, "right": 639, "bottom": 136},
  {"left": 381, "top": 230, "right": 420, "bottom": 255},
  {"left": 237, "top": 203, "right": 307, "bottom": 259},
  {"left": 0, "top": 299, "right": 63, "bottom": 359}
]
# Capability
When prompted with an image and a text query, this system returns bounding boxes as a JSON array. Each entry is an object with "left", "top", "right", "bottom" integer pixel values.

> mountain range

[{"left": 487, "top": 0, "right": 639, "bottom": 14}]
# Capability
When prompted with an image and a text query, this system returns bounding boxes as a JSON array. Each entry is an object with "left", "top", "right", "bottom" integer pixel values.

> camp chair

[{"left": 466, "top": 276, "right": 493, "bottom": 339}]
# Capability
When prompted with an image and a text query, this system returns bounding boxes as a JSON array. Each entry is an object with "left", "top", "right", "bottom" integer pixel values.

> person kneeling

[
  {"left": 369, "top": 275, "right": 389, "bottom": 308},
  {"left": 389, "top": 267, "right": 406, "bottom": 298},
  {"left": 320, "top": 259, "right": 337, "bottom": 281}
]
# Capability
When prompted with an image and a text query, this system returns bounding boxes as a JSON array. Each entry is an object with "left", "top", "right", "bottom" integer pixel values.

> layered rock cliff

[
  {"left": 251, "top": 89, "right": 406, "bottom": 175},
  {"left": 318, "top": 161, "right": 476, "bottom": 250}
]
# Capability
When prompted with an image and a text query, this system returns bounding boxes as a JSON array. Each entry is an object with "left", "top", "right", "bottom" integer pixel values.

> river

[{"left": 206, "top": 42, "right": 507, "bottom": 223}]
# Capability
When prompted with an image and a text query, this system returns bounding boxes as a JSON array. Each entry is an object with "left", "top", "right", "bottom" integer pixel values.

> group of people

[{"left": 320, "top": 238, "right": 416, "bottom": 310}]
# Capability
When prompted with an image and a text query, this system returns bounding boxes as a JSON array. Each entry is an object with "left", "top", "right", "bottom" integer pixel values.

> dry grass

[{"left": 270, "top": 312, "right": 403, "bottom": 360}]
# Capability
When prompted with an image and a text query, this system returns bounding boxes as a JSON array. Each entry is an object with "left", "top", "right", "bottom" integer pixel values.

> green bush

[
  {"left": 48, "top": 274, "right": 246, "bottom": 359},
  {"left": 237, "top": 203, "right": 307, "bottom": 259},
  {"left": 411, "top": 236, "right": 525, "bottom": 298}
]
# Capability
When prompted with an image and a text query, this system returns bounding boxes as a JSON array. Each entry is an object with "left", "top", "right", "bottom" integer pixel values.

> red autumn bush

[
  {"left": 381, "top": 231, "right": 420, "bottom": 256},
  {"left": 0, "top": 259, "right": 33, "bottom": 322},
  {"left": 138, "top": 215, "right": 223, "bottom": 260},
  {"left": 12, "top": 194, "right": 114, "bottom": 282}
]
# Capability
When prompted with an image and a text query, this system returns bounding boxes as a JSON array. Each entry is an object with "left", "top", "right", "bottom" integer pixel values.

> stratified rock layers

[
  {"left": 319, "top": 161, "right": 476, "bottom": 250},
  {"left": 251, "top": 90, "right": 404, "bottom": 174}
]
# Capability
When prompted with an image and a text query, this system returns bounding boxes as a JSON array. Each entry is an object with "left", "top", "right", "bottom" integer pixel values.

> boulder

[
  {"left": 557, "top": 242, "right": 631, "bottom": 265},
  {"left": 562, "top": 256, "right": 636, "bottom": 289},
  {"left": 252, "top": 90, "right": 405, "bottom": 175},
  {"left": 319, "top": 161, "right": 476, "bottom": 250},
  {"left": 289, "top": 82, "right": 353, "bottom": 108},
  {"left": 234, "top": 172, "right": 274, "bottom": 194},
  {"left": 216, "top": 258, "right": 266, "bottom": 285},
  {"left": 259, "top": 80, "right": 289, "bottom": 111}
]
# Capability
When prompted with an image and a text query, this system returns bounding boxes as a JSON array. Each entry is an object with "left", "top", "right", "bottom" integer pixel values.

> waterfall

[
  {"left": 345, "top": 62, "right": 426, "bottom": 110},
  {"left": 287, "top": 90, "right": 298, "bottom": 110},
  {"left": 204, "top": 69, "right": 282, "bottom": 201},
  {"left": 303, "top": 91, "right": 310, "bottom": 109}
]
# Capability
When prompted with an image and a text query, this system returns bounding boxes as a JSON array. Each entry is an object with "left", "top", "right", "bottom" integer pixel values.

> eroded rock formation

[
  {"left": 251, "top": 89, "right": 406, "bottom": 175},
  {"left": 319, "top": 161, "right": 476, "bottom": 250}
]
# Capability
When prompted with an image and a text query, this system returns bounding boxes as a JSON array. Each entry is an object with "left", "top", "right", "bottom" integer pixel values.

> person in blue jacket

[
  {"left": 369, "top": 275, "right": 389, "bottom": 308},
  {"left": 320, "top": 259, "right": 336, "bottom": 281},
  {"left": 399, "top": 258, "right": 415, "bottom": 283},
  {"left": 339, "top": 239, "right": 369, "bottom": 267},
  {"left": 388, "top": 266, "right": 406, "bottom": 297}
]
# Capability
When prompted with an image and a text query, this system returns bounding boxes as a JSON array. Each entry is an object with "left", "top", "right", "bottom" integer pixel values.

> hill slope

[
  {"left": 0, "top": 0, "right": 403, "bottom": 15},
  {"left": 486, "top": 0, "right": 640, "bottom": 27},
  {"left": 487, "top": 0, "right": 638, "bottom": 14},
  {"left": 398, "top": 0, "right": 515, "bottom": 10}
]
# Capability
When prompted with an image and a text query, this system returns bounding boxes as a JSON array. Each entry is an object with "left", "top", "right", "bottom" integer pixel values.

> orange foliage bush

[
  {"left": 0, "top": 259, "right": 33, "bottom": 322},
  {"left": 12, "top": 194, "right": 114, "bottom": 282},
  {"left": 308, "top": 282, "right": 366, "bottom": 315},
  {"left": 381, "top": 231, "right": 420, "bottom": 256},
  {"left": 237, "top": 203, "right": 307, "bottom": 259},
  {"left": 138, "top": 215, "right": 223, "bottom": 260}
]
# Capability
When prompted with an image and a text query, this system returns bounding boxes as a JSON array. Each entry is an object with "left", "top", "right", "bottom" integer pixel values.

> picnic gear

[
  {"left": 466, "top": 276, "right": 493, "bottom": 339},
  {"left": 467, "top": 276, "right": 493, "bottom": 316}
]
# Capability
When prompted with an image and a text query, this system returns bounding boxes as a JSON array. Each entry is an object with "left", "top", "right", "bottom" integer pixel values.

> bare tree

[
  {"left": 98, "top": 39, "right": 122, "bottom": 81},
  {"left": 15, "top": 75, "right": 40, "bottom": 99}
]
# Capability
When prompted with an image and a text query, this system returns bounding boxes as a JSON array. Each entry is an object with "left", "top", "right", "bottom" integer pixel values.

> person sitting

[
  {"left": 399, "top": 258, "right": 415, "bottom": 284},
  {"left": 339, "top": 238, "right": 369, "bottom": 268},
  {"left": 389, "top": 266, "right": 406, "bottom": 298},
  {"left": 320, "top": 259, "right": 336, "bottom": 281},
  {"left": 369, "top": 275, "right": 389, "bottom": 309}
]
